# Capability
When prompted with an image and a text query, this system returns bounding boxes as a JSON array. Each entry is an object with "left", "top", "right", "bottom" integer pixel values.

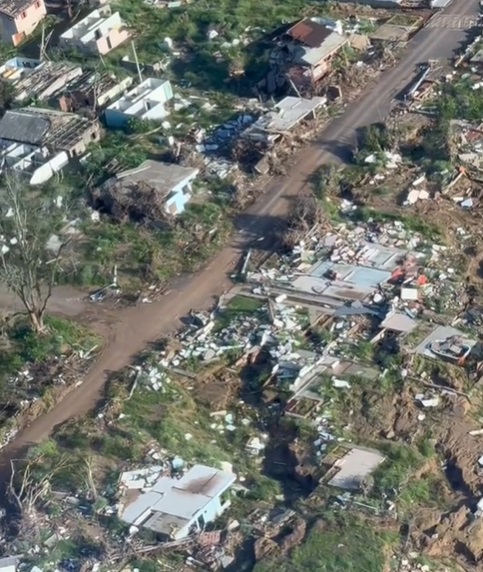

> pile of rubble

[
  {"left": 250, "top": 216, "right": 466, "bottom": 319},
  {"left": 149, "top": 299, "right": 310, "bottom": 369}
]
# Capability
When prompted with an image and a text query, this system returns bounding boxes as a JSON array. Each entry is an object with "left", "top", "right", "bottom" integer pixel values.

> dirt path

[{"left": 0, "top": 0, "right": 476, "bottom": 463}]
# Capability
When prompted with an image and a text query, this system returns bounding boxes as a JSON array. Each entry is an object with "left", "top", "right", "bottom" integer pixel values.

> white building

[
  {"left": 0, "top": 141, "right": 69, "bottom": 185},
  {"left": 120, "top": 464, "right": 236, "bottom": 540},
  {"left": 59, "top": 6, "right": 130, "bottom": 56},
  {"left": 0, "top": 555, "right": 20, "bottom": 572},
  {"left": 104, "top": 78, "right": 173, "bottom": 128},
  {"left": 0, "top": 55, "right": 41, "bottom": 81}
]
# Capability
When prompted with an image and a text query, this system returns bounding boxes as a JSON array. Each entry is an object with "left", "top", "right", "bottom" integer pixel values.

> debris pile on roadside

[{"left": 151, "top": 297, "right": 311, "bottom": 369}]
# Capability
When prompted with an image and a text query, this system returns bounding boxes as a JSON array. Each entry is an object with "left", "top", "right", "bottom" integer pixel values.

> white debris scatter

[
  {"left": 119, "top": 466, "right": 164, "bottom": 490},
  {"left": 246, "top": 435, "right": 268, "bottom": 456},
  {"left": 415, "top": 394, "right": 440, "bottom": 408}
]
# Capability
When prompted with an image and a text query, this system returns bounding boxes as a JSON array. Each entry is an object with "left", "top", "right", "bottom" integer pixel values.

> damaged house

[
  {"left": 119, "top": 464, "right": 236, "bottom": 540},
  {"left": 0, "top": 58, "right": 84, "bottom": 102},
  {"left": 241, "top": 95, "right": 326, "bottom": 147},
  {"left": 104, "top": 78, "right": 173, "bottom": 129},
  {"left": 96, "top": 159, "right": 199, "bottom": 219},
  {"left": 54, "top": 71, "right": 133, "bottom": 112},
  {"left": 0, "top": 0, "right": 46, "bottom": 46},
  {"left": 0, "top": 107, "right": 101, "bottom": 184},
  {"left": 59, "top": 6, "right": 131, "bottom": 56},
  {"left": 282, "top": 18, "right": 347, "bottom": 92},
  {"left": 286, "top": 356, "right": 381, "bottom": 417}
]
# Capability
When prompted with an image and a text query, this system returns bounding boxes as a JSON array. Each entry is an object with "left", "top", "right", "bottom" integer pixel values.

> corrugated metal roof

[
  {"left": 287, "top": 18, "right": 333, "bottom": 48},
  {"left": 0, "top": 110, "right": 51, "bottom": 146}
]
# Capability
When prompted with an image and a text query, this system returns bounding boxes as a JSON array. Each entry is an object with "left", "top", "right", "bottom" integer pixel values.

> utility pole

[{"left": 131, "top": 41, "right": 143, "bottom": 84}]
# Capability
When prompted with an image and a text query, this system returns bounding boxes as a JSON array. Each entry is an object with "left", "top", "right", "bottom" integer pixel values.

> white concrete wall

[{"left": 30, "top": 151, "right": 69, "bottom": 185}]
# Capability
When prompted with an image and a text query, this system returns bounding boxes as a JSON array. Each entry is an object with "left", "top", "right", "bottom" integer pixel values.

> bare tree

[
  {"left": 0, "top": 176, "right": 71, "bottom": 334},
  {"left": 9, "top": 455, "right": 74, "bottom": 543}
]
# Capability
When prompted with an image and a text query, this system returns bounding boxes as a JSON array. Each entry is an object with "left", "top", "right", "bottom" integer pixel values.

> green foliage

[
  {"left": 422, "top": 120, "right": 450, "bottom": 163},
  {"left": 84, "top": 134, "right": 149, "bottom": 183},
  {"left": 114, "top": 0, "right": 328, "bottom": 60},
  {"left": 436, "top": 79, "right": 483, "bottom": 122},
  {"left": 0, "top": 316, "right": 97, "bottom": 389},
  {"left": 215, "top": 295, "right": 265, "bottom": 330},
  {"left": 309, "top": 165, "right": 342, "bottom": 222},
  {"left": 79, "top": 199, "right": 232, "bottom": 287},
  {"left": 247, "top": 475, "right": 282, "bottom": 501},
  {"left": 0, "top": 79, "right": 15, "bottom": 110},
  {"left": 358, "top": 123, "right": 393, "bottom": 154},
  {"left": 396, "top": 474, "right": 440, "bottom": 510},
  {"left": 126, "top": 118, "right": 160, "bottom": 135},
  {"left": 372, "top": 443, "right": 425, "bottom": 497},
  {"left": 345, "top": 340, "right": 375, "bottom": 362},
  {"left": 352, "top": 207, "right": 441, "bottom": 240},
  {"left": 254, "top": 515, "right": 395, "bottom": 572},
  {"left": 26, "top": 439, "right": 88, "bottom": 491}
]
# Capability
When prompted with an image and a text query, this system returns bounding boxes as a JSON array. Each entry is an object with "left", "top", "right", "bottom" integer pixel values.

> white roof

[
  {"left": 300, "top": 31, "right": 347, "bottom": 66},
  {"left": 328, "top": 447, "right": 385, "bottom": 490},
  {"left": 121, "top": 464, "right": 236, "bottom": 532}
]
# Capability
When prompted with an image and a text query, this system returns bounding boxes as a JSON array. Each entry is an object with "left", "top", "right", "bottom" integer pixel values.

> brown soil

[
  {"left": 338, "top": 371, "right": 483, "bottom": 569},
  {"left": 0, "top": 0, "right": 476, "bottom": 545}
]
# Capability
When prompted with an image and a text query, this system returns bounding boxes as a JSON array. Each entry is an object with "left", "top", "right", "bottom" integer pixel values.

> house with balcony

[
  {"left": 0, "top": 0, "right": 47, "bottom": 46},
  {"left": 59, "top": 6, "right": 130, "bottom": 56},
  {"left": 104, "top": 78, "right": 173, "bottom": 129}
]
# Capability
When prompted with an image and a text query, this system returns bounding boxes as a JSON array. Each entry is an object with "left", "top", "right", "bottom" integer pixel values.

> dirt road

[{"left": 0, "top": 0, "right": 478, "bottom": 460}]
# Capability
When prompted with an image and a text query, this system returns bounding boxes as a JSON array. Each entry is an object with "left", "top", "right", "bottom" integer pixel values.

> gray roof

[
  {"left": 115, "top": 160, "right": 198, "bottom": 196},
  {"left": 0, "top": 107, "right": 97, "bottom": 151},
  {"left": 328, "top": 447, "right": 385, "bottom": 490},
  {"left": 0, "top": 110, "right": 51, "bottom": 145},
  {"left": 0, "top": 556, "right": 20, "bottom": 570},
  {"left": 121, "top": 464, "right": 236, "bottom": 536}
]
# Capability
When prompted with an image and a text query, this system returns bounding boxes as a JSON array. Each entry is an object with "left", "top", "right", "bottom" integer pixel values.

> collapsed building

[
  {"left": 0, "top": 57, "right": 83, "bottom": 102},
  {"left": 94, "top": 159, "right": 199, "bottom": 219},
  {"left": 0, "top": 107, "right": 101, "bottom": 184}
]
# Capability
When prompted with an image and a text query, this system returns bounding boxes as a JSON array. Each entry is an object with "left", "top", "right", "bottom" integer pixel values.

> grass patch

[
  {"left": 352, "top": 207, "right": 441, "bottom": 240},
  {"left": 0, "top": 316, "right": 99, "bottom": 443},
  {"left": 371, "top": 441, "right": 448, "bottom": 514},
  {"left": 373, "top": 443, "right": 426, "bottom": 496},
  {"left": 0, "top": 316, "right": 98, "bottom": 383},
  {"left": 30, "top": 372, "right": 281, "bottom": 502},
  {"left": 215, "top": 295, "right": 266, "bottom": 330},
  {"left": 436, "top": 78, "right": 483, "bottom": 122},
  {"left": 77, "top": 201, "right": 233, "bottom": 288},
  {"left": 111, "top": 0, "right": 333, "bottom": 77},
  {"left": 254, "top": 514, "right": 397, "bottom": 572}
]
